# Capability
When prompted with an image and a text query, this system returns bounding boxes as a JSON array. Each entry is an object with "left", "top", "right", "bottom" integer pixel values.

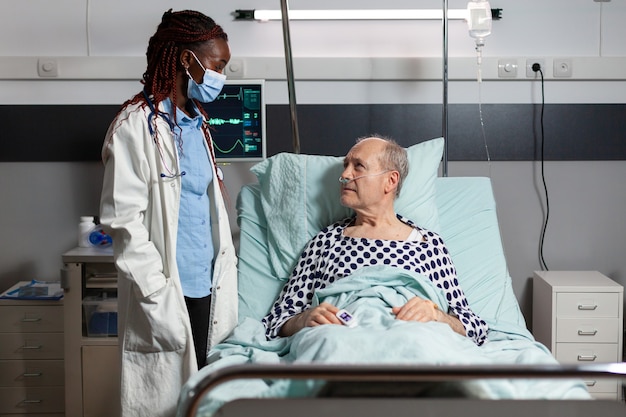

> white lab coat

[{"left": 99, "top": 100, "right": 238, "bottom": 417}]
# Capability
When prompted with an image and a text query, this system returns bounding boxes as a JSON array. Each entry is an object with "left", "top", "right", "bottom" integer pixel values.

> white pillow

[
  {"left": 394, "top": 137, "right": 443, "bottom": 233},
  {"left": 250, "top": 137, "right": 444, "bottom": 278}
]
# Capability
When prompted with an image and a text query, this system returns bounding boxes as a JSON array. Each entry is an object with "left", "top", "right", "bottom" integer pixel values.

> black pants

[{"left": 184, "top": 294, "right": 211, "bottom": 369}]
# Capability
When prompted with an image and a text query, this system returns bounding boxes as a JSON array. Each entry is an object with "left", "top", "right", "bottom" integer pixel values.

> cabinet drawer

[
  {"left": 556, "top": 318, "right": 619, "bottom": 343},
  {"left": 555, "top": 343, "right": 618, "bottom": 364},
  {"left": 581, "top": 377, "right": 618, "bottom": 395},
  {"left": 0, "top": 386, "right": 64, "bottom": 414},
  {"left": 0, "top": 360, "right": 64, "bottom": 387},
  {"left": 556, "top": 293, "right": 619, "bottom": 318},
  {"left": 0, "top": 305, "right": 63, "bottom": 333},
  {"left": 0, "top": 333, "right": 63, "bottom": 360},
  {"left": 591, "top": 392, "right": 620, "bottom": 400}
]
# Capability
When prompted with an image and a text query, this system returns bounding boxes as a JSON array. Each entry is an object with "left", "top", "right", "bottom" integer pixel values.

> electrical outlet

[
  {"left": 554, "top": 58, "right": 572, "bottom": 78},
  {"left": 526, "top": 59, "right": 545, "bottom": 78}
]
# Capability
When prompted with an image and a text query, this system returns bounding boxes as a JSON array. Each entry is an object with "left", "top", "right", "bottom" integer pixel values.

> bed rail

[{"left": 178, "top": 362, "right": 626, "bottom": 417}]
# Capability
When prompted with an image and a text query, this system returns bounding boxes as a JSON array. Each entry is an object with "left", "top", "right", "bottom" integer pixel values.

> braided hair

[
  {"left": 116, "top": 9, "right": 230, "bottom": 202},
  {"left": 119, "top": 9, "right": 227, "bottom": 109},
  {"left": 143, "top": 9, "right": 227, "bottom": 106}
]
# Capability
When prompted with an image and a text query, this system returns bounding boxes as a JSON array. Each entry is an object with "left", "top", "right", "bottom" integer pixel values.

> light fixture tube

[{"left": 245, "top": 9, "right": 470, "bottom": 21}]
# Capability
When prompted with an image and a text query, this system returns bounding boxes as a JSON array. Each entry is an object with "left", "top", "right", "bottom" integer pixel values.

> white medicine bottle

[
  {"left": 79, "top": 216, "right": 96, "bottom": 247},
  {"left": 78, "top": 216, "right": 113, "bottom": 248}
]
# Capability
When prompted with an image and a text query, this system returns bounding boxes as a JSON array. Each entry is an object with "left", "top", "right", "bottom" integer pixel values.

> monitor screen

[{"left": 201, "top": 79, "right": 266, "bottom": 163}]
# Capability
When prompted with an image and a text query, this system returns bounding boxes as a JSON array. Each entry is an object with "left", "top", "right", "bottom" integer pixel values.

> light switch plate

[
  {"left": 38, "top": 58, "right": 58, "bottom": 77},
  {"left": 498, "top": 59, "right": 518, "bottom": 78}
]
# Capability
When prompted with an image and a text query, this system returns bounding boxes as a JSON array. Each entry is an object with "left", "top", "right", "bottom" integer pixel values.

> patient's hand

[
  {"left": 392, "top": 296, "right": 466, "bottom": 337},
  {"left": 392, "top": 296, "right": 439, "bottom": 322},
  {"left": 279, "top": 302, "right": 342, "bottom": 337}
]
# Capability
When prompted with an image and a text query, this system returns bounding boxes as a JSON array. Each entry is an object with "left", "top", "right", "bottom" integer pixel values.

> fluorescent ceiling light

[{"left": 237, "top": 9, "right": 472, "bottom": 21}]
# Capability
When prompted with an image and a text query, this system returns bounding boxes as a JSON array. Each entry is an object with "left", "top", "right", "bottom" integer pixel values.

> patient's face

[{"left": 340, "top": 139, "right": 389, "bottom": 210}]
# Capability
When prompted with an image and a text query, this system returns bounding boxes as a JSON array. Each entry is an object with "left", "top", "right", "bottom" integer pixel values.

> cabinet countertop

[
  {"left": 534, "top": 270, "right": 624, "bottom": 291},
  {"left": 62, "top": 247, "right": 114, "bottom": 263}
]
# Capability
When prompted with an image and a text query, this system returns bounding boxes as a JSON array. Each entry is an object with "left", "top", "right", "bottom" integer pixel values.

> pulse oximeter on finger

[{"left": 336, "top": 309, "right": 358, "bottom": 327}]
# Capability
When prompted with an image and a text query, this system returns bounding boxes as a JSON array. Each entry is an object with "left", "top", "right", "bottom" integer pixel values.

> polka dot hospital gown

[{"left": 262, "top": 215, "right": 488, "bottom": 346}]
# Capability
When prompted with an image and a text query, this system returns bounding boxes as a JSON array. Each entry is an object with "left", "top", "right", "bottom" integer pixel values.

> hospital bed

[{"left": 176, "top": 137, "right": 626, "bottom": 417}]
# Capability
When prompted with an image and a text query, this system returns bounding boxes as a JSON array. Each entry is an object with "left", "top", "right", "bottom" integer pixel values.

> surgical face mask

[
  {"left": 186, "top": 50, "right": 226, "bottom": 103},
  {"left": 339, "top": 170, "right": 390, "bottom": 185}
]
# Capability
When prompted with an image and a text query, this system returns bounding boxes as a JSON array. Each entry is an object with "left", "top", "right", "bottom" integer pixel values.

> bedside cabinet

[
  {"left": 62, "top": 247, "right": 120, "bottom": 417},
  {"left": 533, "top": 270, "right": 624, "bottom": 400},
  {"left": 0, "top": 298, "right": 65, "bottom": 416}
]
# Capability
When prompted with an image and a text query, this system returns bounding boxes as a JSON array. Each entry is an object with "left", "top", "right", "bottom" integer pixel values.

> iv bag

[{"left": 467, "top": 0, "right": 492, "bottom": 41}]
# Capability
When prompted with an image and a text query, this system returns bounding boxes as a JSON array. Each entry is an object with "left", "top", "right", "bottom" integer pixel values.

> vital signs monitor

[{"left": 201, "top": 79, "right": 267, "bottom": 163}]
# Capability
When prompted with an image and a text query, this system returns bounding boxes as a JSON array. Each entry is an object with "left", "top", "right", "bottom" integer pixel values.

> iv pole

[
  {"left": 280, "top": 0, "right": 301, "bottom": 154},
  {"left": 442, "top": 0, "right": 449, "bottom": 177}
]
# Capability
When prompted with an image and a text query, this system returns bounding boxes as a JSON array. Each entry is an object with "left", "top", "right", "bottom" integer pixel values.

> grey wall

[{"left": 1, "top": 0, "right": 625, "bottom": 332}]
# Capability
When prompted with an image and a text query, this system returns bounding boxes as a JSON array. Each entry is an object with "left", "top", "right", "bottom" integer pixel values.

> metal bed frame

[{"left": 179, "top": 363, "right": 626, "bottom": 417}]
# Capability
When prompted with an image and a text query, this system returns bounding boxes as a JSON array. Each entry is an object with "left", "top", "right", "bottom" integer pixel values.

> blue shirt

[{"left": 164, "top": 99, "right": 215, "bottom": 298}]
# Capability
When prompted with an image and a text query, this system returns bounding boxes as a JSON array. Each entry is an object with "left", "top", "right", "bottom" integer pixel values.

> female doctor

[{"left": 99, "top": 10, "right": 237, "bottom": 417}]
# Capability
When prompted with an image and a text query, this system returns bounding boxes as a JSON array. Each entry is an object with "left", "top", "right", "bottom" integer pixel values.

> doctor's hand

[
  {"left": 392, "top": 296, "right": 440, "bottom": 323},
  {"left": 279, "top": 302, "right": 341, "bottom": 337}
]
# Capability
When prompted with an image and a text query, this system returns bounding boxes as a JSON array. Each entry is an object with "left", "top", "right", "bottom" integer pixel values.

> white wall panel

[
  {"left": 483, "top": 1, "right": 601, "bottom": 57},
  {"left": 602, "top": 1, "right": 626, "bottom": 56},
  {"left": 0, "top": 80, "right": 140, "bottom": 105},
  {"left": 0, "top": 0, "right": 87, "bottom": 55},
  {"left": 86, "top": 0, "right": 214, "bottom": 56},
  {"left": 2, "top": 1, "right": 624, "bottom": 59}
]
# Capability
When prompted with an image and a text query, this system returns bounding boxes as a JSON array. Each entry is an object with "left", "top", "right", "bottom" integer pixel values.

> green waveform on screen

[
  {"left": 213, "top": 139, "right": 259, "bottom": 155},
  {"left": 215, "top": 88, "right": 243, "bottom": 101},
  {"left": 208, "top": 118, "right": 243, "bottom": 126}
]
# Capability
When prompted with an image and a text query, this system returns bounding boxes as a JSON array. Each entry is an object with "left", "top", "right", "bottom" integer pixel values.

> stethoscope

[
  {"left": 143, "top": 90, "right": 186, "bottom": 179},
  {"left": 142, "top": 90, "right": 225, "bottom": 182}
]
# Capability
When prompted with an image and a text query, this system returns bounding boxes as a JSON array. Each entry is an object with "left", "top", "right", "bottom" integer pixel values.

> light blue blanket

[{"left": 179, "top": 266, "right": 590, "bottom": 417}]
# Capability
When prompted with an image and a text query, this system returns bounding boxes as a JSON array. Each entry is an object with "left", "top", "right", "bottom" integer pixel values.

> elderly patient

[{"left": 262, "top": 136, "right": 488, "bottom": 345}]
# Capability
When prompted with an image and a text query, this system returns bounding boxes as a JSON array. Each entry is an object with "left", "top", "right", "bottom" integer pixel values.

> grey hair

[{"left": 355, "top": 135, "right": 409, "bottom": 197}]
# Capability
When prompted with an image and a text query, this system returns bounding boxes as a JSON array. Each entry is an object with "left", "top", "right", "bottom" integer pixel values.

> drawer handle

[
  {"left": 20, "top": 399, "right": 43, "bottom": 405},
  {"left": 577, "top": 330, "right": 598, "bottom": 336},
  {"left": 577, "top": 304, "right": 598, "bottom": 311},
  {"left": 21, "top": 317, "right": 42, "bottom": 323},
  {"left": 577, "top": 355, "right": 597, "bottom": 361},
  {"left": 22, "top": 372, "right": 43, "bottom": 377},
  {"left": 20, "top": 344, "right": 43, "bottom": 350},
  {"left": 584, "top": 380, "right": 597, "bottom": 387}
]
